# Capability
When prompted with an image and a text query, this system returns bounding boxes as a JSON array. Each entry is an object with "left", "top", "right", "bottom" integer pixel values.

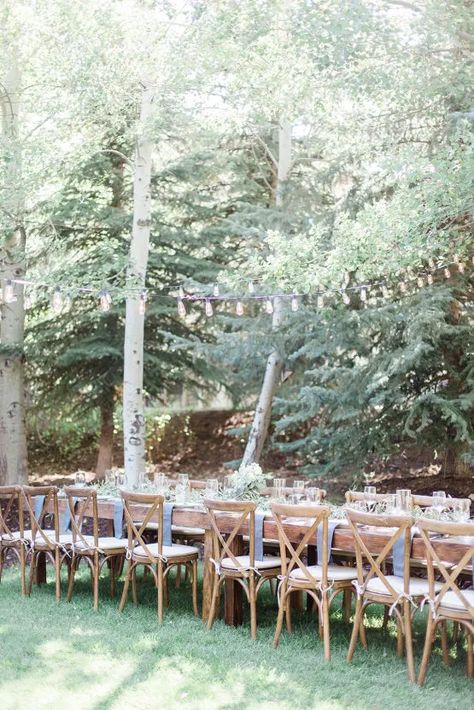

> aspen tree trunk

[
  {"left": 0, "top": 43, "right": 27, "bottom": 484},
  {"left": 242, "top": 119, "right": 292, "bottom": 465},
  {"left": 123, "top": 85, "right": 154, "bottom": 486}
]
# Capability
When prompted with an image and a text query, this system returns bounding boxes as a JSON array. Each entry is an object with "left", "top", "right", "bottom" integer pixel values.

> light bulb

[
  {"left": 417, "top": 276, "right": 424, "bottom": 288},
  {"left": 138, "top": 290, "right": 147, "bottom": 315},
  {"left": 317, "top": 294, "right": 324, "bottom": 309},
  {"left": 51, "top": 287, "right": 63, "bottom": 313},
  {"left": 444, "top": 267, "right": 451, "bottom": 279},
  {"left": 399, "top": 281, "right": 407, "bottom": 293},
  {"left": 248, "top": 281, "right": 255, "bottom": 294},
  {"left": 427, "top": 273, "right": 434, "bottom": 285},
  {"left": 236, "top": 300, "right": 244, "bottom": 316},
  {"left": 205, "top": 299, "right": 213, "bottom": 317},
  {"left": 213, "top": 283, "right": 219, "bottom": 297},
  {"left": 342, "top": 291, "right": 350, "bottom": 305},
  {"left": 291, "top": 295, "right": 299, "bottom": 312},
  {"left": 99, "top": 291, "right": 112, "bottom": 312},
  {"left": 458, "top": 262, "right": 465, "bottom": 273},
  {"left": 343, "top": 271, "right": 350, "bottom": 286},
  {"left": 4, "top": 279, "right": 15, "bottom": 303},
  {"left": 360, "top": 287, "right": 367, "bottom": 302},
  {"left": 428, "top": 258, "right": 436, "bottom": 270},
  {"left": 265, "top": 298, "right": 273, "bottom": 315},
  {"left": 177, "top": 298, "right": 186, "bottom": 317},
  {"left": 454, "top": 254, "right": 460, "bottom": 263}
]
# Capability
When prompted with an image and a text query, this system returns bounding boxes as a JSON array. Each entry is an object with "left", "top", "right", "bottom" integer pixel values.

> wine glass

[
  {"left": 292, "top": 480, "right": 305, "bottom": 504},
  {"left": 154, "top": 472, "right": 168, "bottom": 495},
  {"left": 432, "top": 490, "right": 446, "bottom": 514},
  {"left": 384, "top": 494, "right": 396, "bottom": 514},
  {"left": 272, "top": 478, "right": 286, "bottom": 500},
  {"left": 75, "top": 471, "right": 86, "bottom": 486},
  {"left": 306, "top": 487, "right": 321, "bottom": 503},
  {"left": 363, "top": 485, "right": 377, "bottom": 512},
  {"left": 223, "top": 475, "right": 235, "bottom": 498},
  {"left": 204, "top": 478, "right": 219, "bottom": 499},
  {"left": 396, "top": 489, "right": 412, "bottom": 512}
]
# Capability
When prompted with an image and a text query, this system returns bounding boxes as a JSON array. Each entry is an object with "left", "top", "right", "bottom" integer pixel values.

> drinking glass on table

[
  {"left": 306, "top": 487, "right": 321, "bottom": 504},
  {"left": 75, "top": 471, "right": 86, "bottom": 486},
  {"left": 176, "top": 473, "right": 190, "bottom": 504},
  {"left": 396, "top": 489, "right": 412, "bottom": 513},
  {"left": 363, "top": 486, "right": 377, "bottom": 512},
  {"left": 272, "top": 478, "right": 286, "bottom": 500},
  {"left": 117, "top": 472, "right": 126, "bottom": 487},
  {"left": 223, "top": 475, "right": 235, "bottom": 498},
  {"left": 204, "top": 478, "right": 219, "bottom": 499},
  {"left": 432, "top": 490, "right": 447, "bottom": 514},
  {"left": 384, "top": 493, "right": 396, "bottom": 514},
  {"left": 452, "top": 499, "right": 470, "bottom": 522},
  {"left": 154, "top": 472, "right": 168, "bottom": 495}
]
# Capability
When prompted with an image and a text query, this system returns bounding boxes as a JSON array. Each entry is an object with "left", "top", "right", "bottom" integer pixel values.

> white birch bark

[
  {"left": 123, "top": 84, "right": 154, "bottom": 486},
  {"left": 0, "top": 42, "right": 27, "bottom": 484},
  {"left": 242, "top": 118, "right": 292, "bottom": 465}
]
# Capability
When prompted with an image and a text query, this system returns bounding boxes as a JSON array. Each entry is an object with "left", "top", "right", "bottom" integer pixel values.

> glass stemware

[
  {"left": 204, "top": 478, "right": 219, "bottom": 499},
  {"left": 396, "top": 489, "right": 412, "bottom": 512},
  {"left": 75, "top": 471, "right": 86, "bottom": 486},
  {"left": 154, "top": 472, "right": 168, "bottom": 495},
  {"left": 306, "top": 487, "right": 321, "bottom": 504},
  {"left": 176, "top": 473, "right": 190, "bottom": 504},
  {"left": 363, "top": 485, "right": 377, "bottom": 512},
  {"left": 272, "top": 478, "right": 286, "bottom": 500},
  {"left": 384, "top": 493, "right": 396, "bottom": 514},
  {"left": 292, "top": 480, "right": 306, "bottom": 505},
  {"left": 432, "top": 490, "right": 447, "bottom": 514}
]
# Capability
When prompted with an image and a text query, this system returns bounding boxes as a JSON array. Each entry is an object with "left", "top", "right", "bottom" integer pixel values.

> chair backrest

[
  {"left": 64, "top": 486, "right": 99, "bottom": 549},
  {"left": 417, "top": 517, "right": 474, "bottom": 618},
  {"left": 270, "top": 503, "right": 330, "bottom": 586},
  {"left": 204, "top": 499, "right": 257, "bottom": 572},
  {"left": 345, "top": 490, "right": 471, "bottom": 511},
  {"left": 22, "top": 485, "right": 59, "bottom": 548},
  {"left": 345, "top": 508, "right": 413, "bottom": 597},
  {"left": 0, "top": 486, "right": 23, "bottom": 540},
  {"left": 121, "top": 490, "right": 164, "bottom": 565},
  {"left": 262, "top": 486, "right": 327, "bottom": 499}
]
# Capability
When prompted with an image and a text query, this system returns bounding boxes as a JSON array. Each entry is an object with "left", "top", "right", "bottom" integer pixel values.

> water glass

[
  {"left": 432, "top": 490, "right": 446, "bottom": 513},
  {"left": 306, "top": 487, "right": 321, "bottom": 503},
  {"left": 364, "top": 485, "right": 377, "bottom": 511},
  {"left": 204, "top": 478, "right": 219, "bottom": 499},
  {"left": 452, "top": 499, "right": 470, "bottom": 522},
  {"left": 396, "top": 489, "right": 412, "bottom": 512},
  {"left": 75, "top": 471, "right": 86, "bottom": 486},
  {"left": 384, "top": 493, "right": 396, "bottom": 513},
  {"left": 154, "top": 472, "right": 168, "bottom": 494},
  {"left": 138, "top": 471, "right": 148, "bottom": 487},
  {"left": 117, "top": 472, "right": 126, "bottom": 487},
  {"left": 223, "top": 475, "right": 235, "bottom": 497},
  {"left": 272, "top": 478, "right": 286, "bottom": 500}
]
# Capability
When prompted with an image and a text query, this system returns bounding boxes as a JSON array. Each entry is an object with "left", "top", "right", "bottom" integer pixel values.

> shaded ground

[{"left": 29, "top": 409, "right": 474, "bottom": 503}]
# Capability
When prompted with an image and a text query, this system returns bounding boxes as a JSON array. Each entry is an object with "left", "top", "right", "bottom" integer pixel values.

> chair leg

[
  {"left": 467, "top": 633, "right": 473, "bottom": 679},
  {"left": 418, "top": 615, "right": 436, "bottom": 686},
  {"left": 131, "top": 566, "right": 138, "bottom": 606},
  {"left": 119, "top": 561, "right": 132, "bottom": 612},
  {"left": 343, "top": 588, "right": 352, "bottom": 623},
  {"left": 207, "top": 575, "right": 220, "bottom": 631},
  {"left": 19, "top": 545, "right": 26, "bottom": 596},
  {"left": 55, "top": 548, "right": 61, "bottom": 601},
  {"left": 191, "top": 560, "right": 198, "bottom": 617},
  {"left": 0, "top": 546, "right": 4, "bottom": 583},
  {"left": 175, "top": 564, "right": 182, "bottom": 589},
  {"left": 110, "top": 556, "right": 116, "bottom": 599},
  {"left": 396, "top": 617, "right": 404, "bottom": 657},
  {"left": 27, "top": 551, "right": 36, "bottom": 596},
  {"left": 67, "top": 557, "right": 77, "bottom": 602},
  {"left": 273, "top": 590, "right": 286, "bottom": 648},
  {"left": 347, "top": 597, "right": 363, "bottom": 662},
  {"left": 403, "top": 602, "right": 416, "bottom": 683},
  {"left": 382, "top": 605, "right": 390, "bottom": 631},
  {"left": 249, "top": 575, "right": 257, "bottom": 640},
  {"left": 157, "top": 561, "right": 164, "bottom": 623},
  {"left": 322, "top": 594, "right": 331, "bottom": 662},
  {"left": 285, "top": 591, "right": 293, "bottom": 634},
  {"left": 440, "top": 621, "right": 450, "bottom": 667}
]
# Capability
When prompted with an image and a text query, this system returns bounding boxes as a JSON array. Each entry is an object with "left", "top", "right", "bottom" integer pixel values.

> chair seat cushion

[
  {"left": 75, "top": 536, "right": 126, "bottom": 552},
  {"left": 132, "top": 542, "right": 199, "bottom": 560},
  {"left": 7, "top": 530, "right": 90, "bottom": 547},
  {"left": 144, "top": 523, "right": 205, "bottom": 536},
  {"left": 366, "top": 575, "right": 442, "bottom": 597},
  {"left": 221, "top": 555, "right": 281, "bottom": 571},
  {"left": 439, "top": 589, "right": 474, "bottom": 611},
  {"left": 289, "top": 564, "right": 358, "bottom": 582}
]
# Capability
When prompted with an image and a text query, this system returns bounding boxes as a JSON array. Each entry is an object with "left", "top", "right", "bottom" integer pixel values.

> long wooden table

[{"left": 46, "top": 499, "right": 473, "bottom": 627}]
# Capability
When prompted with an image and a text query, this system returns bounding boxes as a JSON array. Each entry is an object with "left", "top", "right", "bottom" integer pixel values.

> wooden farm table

[{"left": 48, "top": 499, "right": 473, "bottom": 627}]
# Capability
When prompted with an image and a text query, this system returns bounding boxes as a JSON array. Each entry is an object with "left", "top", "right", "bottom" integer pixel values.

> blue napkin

[
  {"left": 34, "top": 495, "right": 45, "bottom": 522},
  {"left": 392, "top": 528, "right": 416, "bottom": 577},
  {"left": 254, "top": 511, "right": 265, "bottom": 562},
  {"left": 60, "top": 497, "right": 77, "bottom": 533},
  {"left": 163, "top": 502, "right": 174, "bottom": 547},
  {"left": 113, "top": 500, "right": 124, "bottom": 538},
  {"left": 316, "top": 520, "right": 341, "bottom": 565}
]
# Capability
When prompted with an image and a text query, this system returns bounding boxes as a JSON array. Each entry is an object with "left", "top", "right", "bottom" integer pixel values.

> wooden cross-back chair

[
  {"left": 119, "top": 491, "right": 199, "bottom": 622},
  {"left": 417, "top": 517, "right": 474, "bottom": 685},
  {"left": 21, "top": 485, "right": 67, "bottom": 600},
  {"left": 261, "top": 486, "right": 327, "bottom": 499},
  {"left": 64, "top": 487, "right": 126, "bottom": 610},
  {"left": 345, "top": 508, "right": 438, "bottom": 683},
  {"left": 271, "top": 503, "right": 357, "bottom": 660},
  {"left": 345, "top": 490, "right": 471, "bottom": 510},
  {"left": 205, "top": 499, "right": 282, "bottom": 640},
  {"left": 0, "top": 486, "right": 26, "bottom": 595}
]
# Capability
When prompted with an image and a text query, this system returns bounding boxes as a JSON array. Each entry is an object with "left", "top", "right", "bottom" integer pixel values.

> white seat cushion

[
  {"left": 75, "top": 536, "right": 126, "bottom": 551},
  {"left": 289, "top": 564, "right": 358, "bottom": 582},
  {"left": 366, "top": 575, "right": 442, "bottom": 597},
  {"left": 439, "top": 589, "right": 474, "bottom": 611},
  {"left": 221, "top": 555, "right": 281, "bottom": 571},
  {"left": 7, "top": 530, "right": 91, "bottom": 547},
  {"left": 144, "top": 522, "right": 205, "bottom": 536},
  {"left": 132, "top": 542, "right": 199, "bottom": 560}
]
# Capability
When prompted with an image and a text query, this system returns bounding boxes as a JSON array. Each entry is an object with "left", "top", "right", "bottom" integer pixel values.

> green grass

[{"left": 0, "top": 565, "right": 472, "bottom": 710}]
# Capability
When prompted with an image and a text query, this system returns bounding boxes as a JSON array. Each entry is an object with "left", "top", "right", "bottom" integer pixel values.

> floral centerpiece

[{"left": 225, "top": 463, "right": 269, "bottom": 501}]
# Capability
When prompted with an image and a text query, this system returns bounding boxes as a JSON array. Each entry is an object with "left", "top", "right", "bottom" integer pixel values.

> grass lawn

[{"left": 0, "top": 564, "right": 472, "bottom": 710}]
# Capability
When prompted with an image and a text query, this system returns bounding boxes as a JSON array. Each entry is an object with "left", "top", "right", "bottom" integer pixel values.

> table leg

[
  {"left": 202, "top": 529, "right": 213, "bottom": 621},
  {"left": 224, "top": 535, "right": 243, "bottom": 626}
]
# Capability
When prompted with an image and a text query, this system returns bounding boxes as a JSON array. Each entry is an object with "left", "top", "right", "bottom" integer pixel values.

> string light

[
  {"left": 51, "top": 287, "right": 63, "bottom": 313},
  {"left": 265, "top": 298, "right": 273, "bottom": 315},
  {"left": 138, "top": 290, "right": 147, "bottom": 315},
  {"left": 399, "top": 281, "right": 407, "bottom": 293},
  {"left": 291, "top": 294, "right": 299, "bottom": 312},
  {"left": 427, "top": 273, "right": 434, "bottom": 285},
  {"left": 213, "top": 284, "right": 219, "bottom": 297},
  {"left": 342, "top": 291, "right": 351, "bottom": 305},
  {"left": 458, "top": 262, "right": 465, "bottom": 274},
  {"left": 360, "top": 287, "right": 367, "bottom": 302},
  {"left": 177, "top": 299, "right": 186, "bottom": 317},
  {"left": 248, "top": 281, "right": 255, "bottom": 294},
  {"left": 428, "top": 258, "right": 436, "bottom": 270},
  {"left": 99, "top": 291, "right": 112, "bottom": 312},
  {"left": 4, "top": 280, "right": 15, "bottom": 303},
  {"left": 417, "top": 276, "right": 424, "bottom": 288},
  {"left": 317, "top": 293, "right": 324, "bottom": 309},
  {"left": 236, "top": 300, "right": 244, "bottom": 316},
  {"left": 444, "top": 267, "right": 451, "bottom": 279},
  {"left": 205, "top": 299, "right": 213, "bottom": 317}
]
